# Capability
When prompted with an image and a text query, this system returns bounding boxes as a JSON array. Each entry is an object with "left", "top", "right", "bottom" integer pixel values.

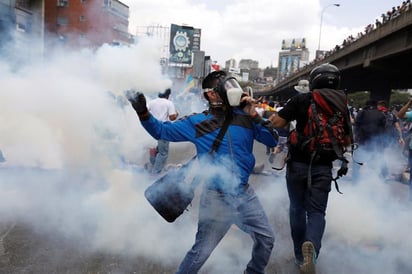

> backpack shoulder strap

[
  {"left": 210, "top": 113, "right": 232, "bottom": 153},
  {"left": 313, "top": 89, "right": 347, "bottom": 114}
]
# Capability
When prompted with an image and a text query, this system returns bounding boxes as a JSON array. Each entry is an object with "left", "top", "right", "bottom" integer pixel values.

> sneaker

[{"left": 300, "top": 241, "right": 316, "bottom": 274}]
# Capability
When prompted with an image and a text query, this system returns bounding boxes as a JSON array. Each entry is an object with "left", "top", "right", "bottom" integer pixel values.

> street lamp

[{"left": 317, "top": 3, "right": 340, "bottom": 51}]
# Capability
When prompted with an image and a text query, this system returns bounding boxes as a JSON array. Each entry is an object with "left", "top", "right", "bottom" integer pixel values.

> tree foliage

[{"left": 348, "top": 90, "right": 410, "bottom": 108}]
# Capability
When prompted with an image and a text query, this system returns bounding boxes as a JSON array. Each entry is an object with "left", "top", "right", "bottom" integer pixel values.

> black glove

[
  {"left": 337, "top": 160, "right": 348, "bottom": 177},
  {"left": 125, "top": 90, "right": 148, "bottom": 115}
]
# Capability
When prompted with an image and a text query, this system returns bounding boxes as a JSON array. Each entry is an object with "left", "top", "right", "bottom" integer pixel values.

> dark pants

[
  {"left": 176, "top": 187, "right": 274, "bottom": 274},
  {"left": 285, "top": 161, "right": 332, "bottom": 262}
]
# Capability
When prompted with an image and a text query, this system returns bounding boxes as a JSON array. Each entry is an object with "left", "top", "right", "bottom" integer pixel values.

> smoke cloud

[{"left": 0, "top": 33, "right": 197, "bottom": 267}]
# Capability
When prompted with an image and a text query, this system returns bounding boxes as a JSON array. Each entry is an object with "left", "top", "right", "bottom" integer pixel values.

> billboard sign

[
  {"left": 281, "top": 38, "right": 306, "bottom": 50},
  {"left": 278, "top": 53, "right": 301, "bottom": 81},
  {"left": 169, "top": 24, "right": 194, "bottom": 64}
]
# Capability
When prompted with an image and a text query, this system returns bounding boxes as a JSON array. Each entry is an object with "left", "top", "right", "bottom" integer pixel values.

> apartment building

[
  {"left": 0, "top": 0, "right": 132, "bottom": 60},
  {"left": 44, "top": 0, "right": 133, "bottom": 50}
]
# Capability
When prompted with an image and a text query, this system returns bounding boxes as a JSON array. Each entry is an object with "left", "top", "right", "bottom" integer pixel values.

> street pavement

[{"left": 0, "top": 141, "right": 411, "bottom": 274}]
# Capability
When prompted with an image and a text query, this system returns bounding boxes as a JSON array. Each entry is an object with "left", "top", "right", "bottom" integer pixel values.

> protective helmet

[
  {"left": 202, "top": 71, "right": 226, "bottom": 88},
  {"left": 202, "top": 70, "right": 227, "bottom": 102},
  {"left": 309, "top": 63, "right": 340, "bottom": 90}
]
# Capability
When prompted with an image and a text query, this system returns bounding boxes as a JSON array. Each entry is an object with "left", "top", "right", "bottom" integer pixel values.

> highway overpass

[{"left": 261, "top": 7, "right": 412, "bottom": 104}]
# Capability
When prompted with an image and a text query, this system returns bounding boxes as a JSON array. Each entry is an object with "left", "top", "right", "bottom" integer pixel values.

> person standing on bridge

[
  {"left": 126, "top": 70, "right": 278, "bottom": 274},
  {"left": 269, "top": 63, "right": 352, "bottom": 274}
]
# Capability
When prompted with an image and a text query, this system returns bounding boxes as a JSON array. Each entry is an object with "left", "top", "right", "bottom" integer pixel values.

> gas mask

[{"left": 219, "top": 77, "right": 244, "bottom": 107}]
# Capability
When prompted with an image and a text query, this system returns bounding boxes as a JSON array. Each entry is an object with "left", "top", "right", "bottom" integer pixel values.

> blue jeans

[
  {"left": 285, "top": 161, "right": 332, "bottom": 262},
  {"left": 176, "top": 186, "right": 275, "bottom": 274},
  {"left": 152, "top": 139, "right": 169, "bottom": 174}
]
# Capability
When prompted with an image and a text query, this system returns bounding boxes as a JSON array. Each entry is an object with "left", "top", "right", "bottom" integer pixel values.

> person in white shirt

[{"left": 146, "top": 88, "right": 178, "bottom": 174}]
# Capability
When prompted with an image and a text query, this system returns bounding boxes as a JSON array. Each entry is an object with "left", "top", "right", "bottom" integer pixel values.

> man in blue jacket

[{"left": 127, "top": 71, "right": 278, "bottom": 274}]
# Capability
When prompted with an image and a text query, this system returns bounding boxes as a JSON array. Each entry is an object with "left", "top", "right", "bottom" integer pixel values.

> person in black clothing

[
  {"left": 354, "top": 99, "right": 386, "bottom": 145},
  {"left": 353, "top": 99, "right": 386, "bottom": 181},
  {"left": 269, "top": 63, "right": 352, "bottom": 274}
]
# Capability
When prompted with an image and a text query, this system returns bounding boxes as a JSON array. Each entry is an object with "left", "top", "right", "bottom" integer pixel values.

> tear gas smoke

[
  {"left": 0, "top": 34, "right": 197, "bottom": 267},
  {"left": 0, "top": 32, "right": 411, "bottom": 273}
]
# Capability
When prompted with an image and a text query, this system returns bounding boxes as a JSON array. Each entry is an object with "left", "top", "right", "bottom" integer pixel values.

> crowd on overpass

[
  {"left": 339, "top": 0, "right": 411, "bottom": 50},
  {"left": 283, "top": 0, "right": 411, "bottom": 82}
]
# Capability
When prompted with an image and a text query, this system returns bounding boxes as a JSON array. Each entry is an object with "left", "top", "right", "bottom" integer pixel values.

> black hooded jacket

[{"left": 354, "top": 105, "right": 386, "bottom": 144}]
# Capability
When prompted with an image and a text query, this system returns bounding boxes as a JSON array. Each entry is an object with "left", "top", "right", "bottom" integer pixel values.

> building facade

[
  {"left": 0, "top": 0, "right": 45, "bottom": 63},
  {"left": 0, "top": 0, "right": 132, "bottom": 62},
  {"left": 239, "top": 59, "right": 259, "bottom": 70},
  {"left": 44, "top": 0, "right": 132, "bottom": 50},
  {"left": 277, "top": 48, "right": 309, "bottom": 82}
]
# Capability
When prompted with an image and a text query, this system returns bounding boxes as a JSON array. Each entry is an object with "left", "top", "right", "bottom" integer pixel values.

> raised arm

[{"left": 397, "top": 99, "right": 412, "bottom": 119}]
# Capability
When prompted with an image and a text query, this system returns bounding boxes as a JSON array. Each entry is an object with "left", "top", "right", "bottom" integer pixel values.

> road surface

[{"left": 0, "top": 141, "right": 410, "bottom": 274}]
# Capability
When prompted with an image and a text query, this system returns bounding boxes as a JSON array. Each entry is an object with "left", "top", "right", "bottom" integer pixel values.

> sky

[{"left": 122, "top": 0, "right": 404, "bottom": 68}]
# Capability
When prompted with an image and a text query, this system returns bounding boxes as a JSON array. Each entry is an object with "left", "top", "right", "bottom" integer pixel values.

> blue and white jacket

[{"left": 141, "top": 108, "right": 278, "bottom": 193}]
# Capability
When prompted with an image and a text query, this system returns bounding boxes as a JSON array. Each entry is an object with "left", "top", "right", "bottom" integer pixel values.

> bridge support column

[{"left": 368, "top": 74, "right": 392, "bottom": 104}]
